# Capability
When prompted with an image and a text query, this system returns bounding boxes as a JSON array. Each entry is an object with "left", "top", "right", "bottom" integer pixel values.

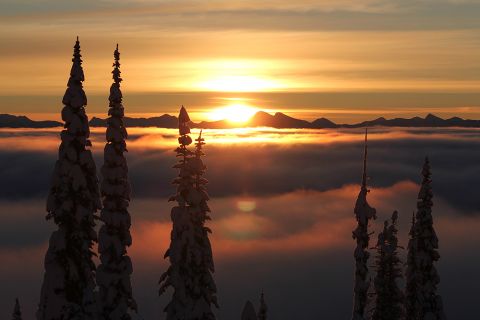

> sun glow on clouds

[
  {"left": 192, "top": 59, "right": 287, "bottom": 92},
  {"left": 198, "top": 75, "right": 284, "bottom": 92},
  {"left": 207, "top": 103, "right": 259, "bottom": 123},
  {"left": 3, "top": 127, "right": 480, "bottom": 153}
]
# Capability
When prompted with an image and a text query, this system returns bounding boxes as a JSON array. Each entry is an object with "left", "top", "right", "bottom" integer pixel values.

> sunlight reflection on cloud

[{"left": 2, "top": 127, "right": 479, "bottom": 153}]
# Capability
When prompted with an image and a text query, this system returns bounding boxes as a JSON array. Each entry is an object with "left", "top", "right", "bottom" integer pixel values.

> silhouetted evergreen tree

[
  {"left": 241, "top": 301, "right": 258, "bottom": 320},
  {"left": 159, "top": 106, "right": 218, "bottom": 320},
  {"left": 258, "top": 291, "right": 267, "bottom": 320},
  {"left": 372, "top": 211, "right": 404, "bottom": 320},
  {"left": 405, "top": 212, "right": 419, "bottom": 319},
  {"left": 352, "top": 129, "right": 377, "bottom": 320},
  {"left": 97, "top": 44, "right": 137, "bottom": 320},
  {"left": 12, "top": 298, "right": 22, "bottom": 320},
  {"left": 412, "top": 158, "right": 447, "bottom": 320},
  {"left": 37, "top": 37, "right": 101, "bottom": 320}
]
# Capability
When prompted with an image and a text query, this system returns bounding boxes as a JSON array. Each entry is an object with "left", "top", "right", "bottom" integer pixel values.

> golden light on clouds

[
  {"left": 192, "top": 59, "right": 288, "bottom": 92},
  {"left": 207, "top": 103, "right": 259, "bottom": 123},
  {"left": 197, "top": 75, "right": 283, "bottom": 92},
  {"left": 237, "top": 199, "right": 257, "bottom": 212}
]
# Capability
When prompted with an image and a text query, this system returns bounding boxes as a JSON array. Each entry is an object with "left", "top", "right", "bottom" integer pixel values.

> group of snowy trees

[
  {"left": 158, "top": 107, "right": 218, "bottom": 320},
  {"left": 31, "top": 37, "right": 260, "bottom": 320},
  {"left": 15, "top": 38, "right": 446, "bottom": 320},
  {"left": 352, "top": 131, "right": 447, "bottom": 320},
  {"left": 32, "top": 38, "right": 136, "bottom": 320},
  {"left": 33, "top": 38, "right": 216, "bottom": 320}
]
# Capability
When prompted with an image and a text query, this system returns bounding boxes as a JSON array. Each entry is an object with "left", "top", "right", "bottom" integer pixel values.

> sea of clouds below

[{"left": 0, "top": 127, "right": 479, "bottom": 319}]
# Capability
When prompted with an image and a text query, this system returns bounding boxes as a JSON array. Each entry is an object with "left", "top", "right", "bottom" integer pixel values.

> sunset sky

[
  {"left": 1, "top": 0, "right": 480, "bottom": 122},
  {"left": 1, "top": 2, "right": 480, "bottom": 319}
]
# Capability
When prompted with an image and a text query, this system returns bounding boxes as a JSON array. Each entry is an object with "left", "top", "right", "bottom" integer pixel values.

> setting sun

[{"left": 207, "top": 104, "right": 259, "bottom": 123}]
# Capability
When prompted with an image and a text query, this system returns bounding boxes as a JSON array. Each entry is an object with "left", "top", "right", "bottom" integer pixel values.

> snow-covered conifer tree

[
  {"left": 97, "top": 44, "right": 137, "bottom": 320},
  {"left": 257, "top": 291, "right": 267, "bottom": 320},
  {"left": 159, "top": 106, "right": 218, "bottom": 320},
  {"left": 241, "top": 301, "right": 258, "bottom": 320},
  {"left": 411, "top": 158, "right": 447, "bottom": 320},
  {"left": 372, "top": 211, "right": 404, "bottom": 320},
  {"left": 12, "top": 298, "right": 22, "bottom": 320},
  {"left": 352, "top": 129, "right": 377, "bottom": 320},
  {"left": 37, "top": 37, "right": 101, "bottom": 320},
  {"left": 405, "top": 211, "right": 418, "bottom": 319}
]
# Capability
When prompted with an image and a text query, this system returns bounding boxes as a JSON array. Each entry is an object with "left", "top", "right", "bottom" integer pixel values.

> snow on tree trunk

[
  {"left": 411, "top": 158, "right": 447, "bottom": 320},
  {"left": 97, "top": 44, "right": 137, "bottom": 320},
  {"left": 241, "top": 301, "right": 258, "bottom": 320},
  {"left": 37, "top": 37, "right": 101, "bottom": 320},
  {"left": 12, "top": 298, "right": 22, "bottom": 320},
  {"left": 372, "top": 211, "right": 404, "bottom": 320},
  {"left": 257, "top": 291, "right": 267, "bottom": 320},
  {"left": 352, "top": 129, "right": 377, "bottom": 320},
  {"left": 405, "top": 211, "right": 419, "bottom": 320},
  {"left": 159, "top": 106, "right": 218, "bottom": 320}
]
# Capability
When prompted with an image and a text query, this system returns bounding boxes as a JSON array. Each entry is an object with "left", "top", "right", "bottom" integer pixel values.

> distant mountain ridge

[
  {"left": 2, "top": 112, "right": 480, "bottom": 129},
  {"left": 0, "top": 114, "right": 61, "bottom": 128}
]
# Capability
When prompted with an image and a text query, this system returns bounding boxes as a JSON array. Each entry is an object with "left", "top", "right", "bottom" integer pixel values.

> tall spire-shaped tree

[
  {"left": 372, "top": 211, "right": 404, "bottom": 320},
  {"left": 352, "top": 129, "right": 377, "bottom": 320},
  {"left": 97, "top": 44, "right": 137, "bottom": 319},
  {"left": 258, "top": 291, "right": 267, "bottom": 320},
  {"left": 159, "top": 106, "right": 218, "bottom": 320},
  {"left": 405, "top": 211, "right": 418, "bottom": 319},
  {"left": 37, "top": 37, "right": 101, "bottom": 320},
  {"left": 411, "top": 158, "right": 447, "bottom": 320},
  {"left": 12, "top": 298, "right": 22, "bottom": 320}
]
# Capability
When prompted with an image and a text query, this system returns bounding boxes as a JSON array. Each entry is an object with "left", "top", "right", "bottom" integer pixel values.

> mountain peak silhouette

[{"left": 2, "top": 112, "right": 480, "bottom": 129}]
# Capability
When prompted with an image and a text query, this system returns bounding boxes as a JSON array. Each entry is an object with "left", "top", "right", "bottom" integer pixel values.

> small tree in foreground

[
  {"left": 242, "top": 301, "right": 258, "bottom": 320},
  {"left": 372, "top": 211, "right": 404, "bottom": 320},
  {"left": 258, "top": 291, "right": 267, "bottom": 320},
  {"left": 159, "top": 106, "right": 218, "bottom": 320},
  {"left": 352, "top": 129, "right": 377, "bottom": 320},
  {"left": 12, "top": 298, "right": 22, "bottom": 320},
  {"left": 97, "top": 44, "right": 137, "bottom": 319},
  {"left": 37, "top": 37, "right": 101, "bottom": 320}
]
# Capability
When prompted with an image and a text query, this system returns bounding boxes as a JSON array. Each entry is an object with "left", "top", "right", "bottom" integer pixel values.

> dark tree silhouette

[
  {"left": 411, "top": 158, "right": 447, "bottom": 320},
  {"left": 159, "top": 106, "right": 218, "bottom": 320},
  {"left": 241, "top": 301, "right": 258, "bottom": 320},
  {"left": 405, "top": 212, "right": 419, "bottom": 319},
  {"left": 97, "top": 44, "right": 137, "bottom": 319},
  {"left": 12, "top": 298, "right": 22, "bottom": 320},
  {"left": 37, "top": 37, "right": 101, "bottom": 320},
  {"left": 372, "top": 211, "right": 404, "bottom": 320},
  {"left": 352, "top": 129, "right": 377, "bottom": 320},
  {"left": 258, "top": 291, "right": 267, "bottom": 320}
]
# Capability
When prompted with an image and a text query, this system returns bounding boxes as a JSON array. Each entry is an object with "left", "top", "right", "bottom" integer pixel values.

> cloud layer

[
  {"left": 0, "top": 126, "right": 479, "bottom": 318},
  {"left": 0, "top": 127, "right": 479, "bottom": 318},
  {"left": 1, "top": 181, "right": 479, "bottom": 319},
  {"left": 0, "top": 127, "right": 478, "bottom": 213}
]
